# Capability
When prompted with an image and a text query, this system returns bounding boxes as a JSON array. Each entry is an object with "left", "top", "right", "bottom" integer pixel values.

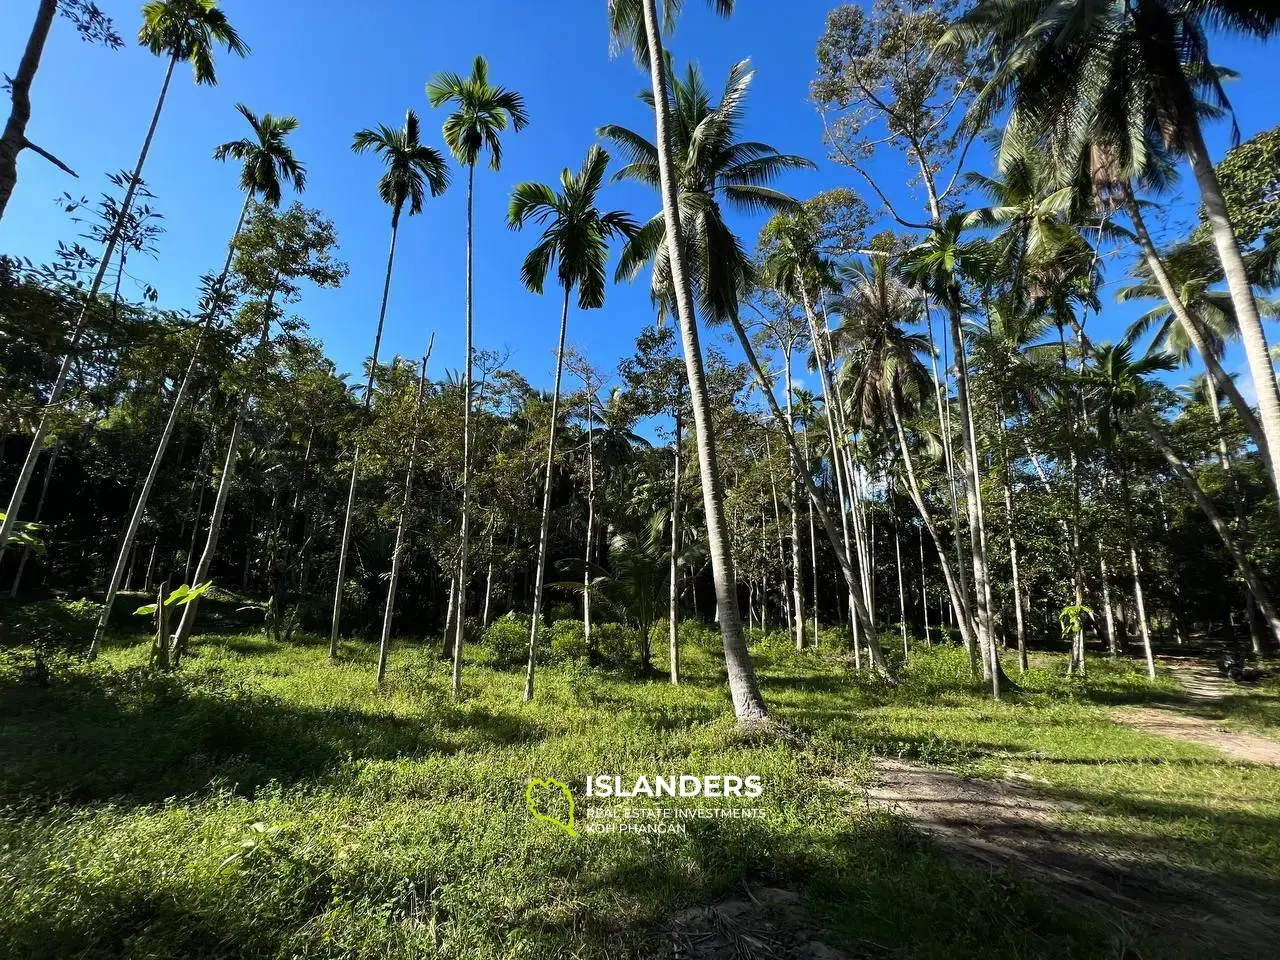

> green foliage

[
  {"left": 547, "top": 618, "right": 587, "bottom": 662},
  {"left": 3, "top": 598, "right": 98, "bottom": 654},
  {"left": 592, "top": 621, "right": 640, "bottom": 670},
  {"left": 134, "top": 580, "right": 213, "bottom": 616},
  {"left": 1211, "top": 124, "right": 1280, "bottom": 246},
  {"left": 479, "top": 612, "right": 536, "bottom": 669}
]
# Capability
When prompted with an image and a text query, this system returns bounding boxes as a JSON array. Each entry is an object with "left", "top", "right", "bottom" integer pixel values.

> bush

[
  {"left": 479, "top": 612, "right": 537, "bottom": 669},
  {"left": 677, "top": 619, "right": 720, "bottom": 650},
  {"left": 545, "top": 601, "right": 576, "bottom": 624},
  {"left": 4, "top": 598, "right": 99, "bottom": 654},
  {"left": 594, "top": 622, "right": 640, "bottom": 669},
  {"left": 548, "top": 619, "right": 588, "bottom": 662}
]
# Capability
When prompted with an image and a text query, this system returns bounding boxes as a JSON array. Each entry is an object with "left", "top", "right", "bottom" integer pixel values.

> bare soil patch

[
  {"left": 1112, "top": 662, "right": 1280, "bottom": 765},
  {"left": 858, "top": 760, "right": 1280, "bottom": 957},
  {"left": 652, "top": 886, "right": 856, "bottom": 960}
]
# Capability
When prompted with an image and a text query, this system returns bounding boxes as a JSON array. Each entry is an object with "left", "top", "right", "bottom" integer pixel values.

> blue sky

[{"left": 1, "top": 1, "right": 1275, "bottom": 402}]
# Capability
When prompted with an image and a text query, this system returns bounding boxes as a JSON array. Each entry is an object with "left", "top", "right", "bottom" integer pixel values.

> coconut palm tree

[
  {"left": 0, "top": 0, "right": 247, "bottom": 560},
  {"left": 944, "top": 0, "right": 1280, "bottom": 510},
  {"left": 426, "top": 55, "right": 528, "bottom": 696},
  {"left": 329, "top": 110, "right": 450, "bottom": 658},
  {"left": 902, "top": 214, "right": 1004, "bottom": 697},
  {"left": 507, "top": 144, "right": 637, "bottom": 702},
  {"left": 88, "top": 103, "right": 303, "bottom": 658},
  {"left": 601, "top": 11, "right": 805, "bottom": 718},
  {"left": 1082, "top": 333, "right": 1180, "bottom": 677}
]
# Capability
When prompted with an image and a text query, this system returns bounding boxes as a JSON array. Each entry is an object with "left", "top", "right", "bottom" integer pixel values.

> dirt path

[
  {"left": 860, "top": 760, "right": 1280, "bottom": 956},
  {"left": 1112, "top": 662, "right": 1280, "bottom": 765}
]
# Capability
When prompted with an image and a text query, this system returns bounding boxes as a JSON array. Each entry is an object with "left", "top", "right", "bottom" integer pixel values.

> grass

[{"left": 1, "top": 614, "right": 1278, "bottom": 959}]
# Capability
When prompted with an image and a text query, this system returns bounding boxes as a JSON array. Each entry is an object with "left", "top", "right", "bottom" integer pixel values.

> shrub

[
  {"left": 677, "top": 619, "right": 720, "bottom": 650},
  {"left": 594, "top": 622, "right": 640, "bottom": 669},
  {"left": 548, "top": 619, "right": 587, "bottom": 662},
  {"left": 5, "top": 598, "right": 99, "bottom": 654},
  {"left": 479, "top": 613, "right": 538, "bottom": 669},
  {"left": 545, "top": 601, "right": 576, "bottom": 624}
]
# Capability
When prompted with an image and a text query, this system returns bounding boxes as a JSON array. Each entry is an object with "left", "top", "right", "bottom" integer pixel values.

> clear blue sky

[{"left": 1, "top": 1, "right": 1275, "bottom": 400}]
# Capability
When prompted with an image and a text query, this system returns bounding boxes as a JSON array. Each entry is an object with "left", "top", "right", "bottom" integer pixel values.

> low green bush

[
  {"left": 478, "top": 613, "right": 538, "bottom": 669},
  {"left": 548, "top": 619, "right": 587, "bottom": 662},
  {"left": 593, "top": 621, "right": 639, "bottom": 669},
  {"left": 4, "top": 597, "right": 99, "bottom": 654}
]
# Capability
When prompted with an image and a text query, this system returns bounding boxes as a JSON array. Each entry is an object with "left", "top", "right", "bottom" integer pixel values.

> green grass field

[{"left": 2, "top": 615, "right": 1278, "bottom": 959}]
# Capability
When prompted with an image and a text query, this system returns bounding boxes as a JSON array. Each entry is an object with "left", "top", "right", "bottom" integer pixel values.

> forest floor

[{"left": 2, "top": 602, "right": 1279, "bottom": 959}]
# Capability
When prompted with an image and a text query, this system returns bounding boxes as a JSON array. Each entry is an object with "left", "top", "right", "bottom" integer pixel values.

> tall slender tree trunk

[
  {"left": 1129, "top": 537, "right": 1156, "bottom": 680},
  {"left": 889, "top": 393, "right": 979, "bottom": 656},
  {"left": 333, "top": 209, "right": 403, "bottom": 657},
  {"left": 894, "top": 511, "right": 907, "bottom": 659},
  {"left": 378, "top": 345, "right": 431, "bottom": 687},
  {"left": 784, "top": 351, "right": 804, "bottom": 649},
  {"left": 90, "top": 193, "right": 252, "bottom": 658},
  {"left": 639, "top": 0, "right": 767, "bottom": 723},
  {"left": 669, "top": 403, "right": 681, "bottom": 683},
  {"left": 524, "top": 288, "right": 571, "bottom": 702},
  {"left": 171, "top": 409, "right": 242, "bottom": 665},
  {"left": 1100, "top": 548, "right": 1117, "bottom": 656},
  {"left": 0, "top": 0, "right": 61, "bottom": 221},
  {"left": 1185, "top": 123, "right": 1280, "bottom": 509},
  {"left": 583, "top": 381, "right": 597, "bottom": 647},
  {"left": 171, "top": 286, "right": 277, "bottom": 661},
  {"left": 918, "top": 525, "right": 930, "bottom": 646},
  {"left": 452, "top": 163, "right": 477, "bottom": 696},
  {"left": 948, "top": 302, "right": 1000, "bottom": 699},
  {"left": 723, "top": 309, "right": 892, "bottom": 675},
  {"left": 997, "top": 415, "right": 1027, "bottom": 673},
  {"left": 9, "top": 440, "right": 60, "bottom": 598},
  {"left": 0, "top": 53, "right": 178, "bottom": 557},
  {"left": 482, "top": 524, "right": 496, "bottom": 628}
]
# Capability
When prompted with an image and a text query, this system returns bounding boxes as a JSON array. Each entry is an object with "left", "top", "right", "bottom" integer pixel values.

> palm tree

[
  {"left": 508, "top": 144, "right": 637, "bottom": 702},
  {"left": 88, "top": 103, "right": 303, "bottom": 658},
  {"left": 1083, "top": 333, "right": 1179, "bottom": 677},
  {"left": 944, "top": 0, "right": 1280, "bottom": 511},
  {"left": 427, "top": 55, "right": 528, "bottom": 696},
  {"left": 330, "top": 110, "right": 450, "bottom": 658},
  {"left": 902, "top": 215, "right": 1004, "bottom": 697},
  {"left": 601, "top": 6, "right": 804, "bottom": 718},
  {"left": 0, "top": 0, "right": 247, "bottom": 561}
]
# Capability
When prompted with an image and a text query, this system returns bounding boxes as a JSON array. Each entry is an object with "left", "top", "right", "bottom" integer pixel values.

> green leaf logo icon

[{"left": 527, "top": 777, "right": 577, "bottom": 837}]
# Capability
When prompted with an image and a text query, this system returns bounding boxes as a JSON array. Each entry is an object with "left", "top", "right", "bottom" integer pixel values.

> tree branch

[{"left": 23, "top": 138, "right": 77, "bottom": 178}]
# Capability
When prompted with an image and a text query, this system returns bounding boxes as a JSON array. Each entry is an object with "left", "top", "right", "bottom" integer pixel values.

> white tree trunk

[
  {"left": 524, "top": 287, "right": 571, "bottom": 702},
  {"left": 378, "top": 344, "right": 431, "bottom": 687}
]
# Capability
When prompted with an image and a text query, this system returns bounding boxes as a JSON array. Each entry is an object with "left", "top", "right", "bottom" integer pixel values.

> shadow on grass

[{"left": 0, "top": 666, "right": 545, "bottom": 809}]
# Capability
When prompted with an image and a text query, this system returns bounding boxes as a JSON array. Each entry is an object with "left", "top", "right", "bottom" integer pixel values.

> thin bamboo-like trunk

[
  {"left": 333, "top": 211, "right": 402, "bottom": 657},
  {"left": 452, "top": 163, "right": 477, "bottom": 697},
  {"left": 0, "top": 54, "right": 178, "bottom": 557},
  {"left": 9, "top": 440, "right": 59, "bottom": 598},
  {"left": 524, "top": 288, "right": 571, "bottom": 702},
  {"left": 378, "top": 342, "right": 432, "bottom": 687},
  {"left": 91, "top": 193, "right": 252, "bottom": 658},
  {"left": 669, "top": 404, "right": 681, "bottom": 683}
]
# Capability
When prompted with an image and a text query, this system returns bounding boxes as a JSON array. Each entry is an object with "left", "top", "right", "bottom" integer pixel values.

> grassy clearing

[{"left": 1, "top": 617, "right": 1277, "bottom": 959}]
